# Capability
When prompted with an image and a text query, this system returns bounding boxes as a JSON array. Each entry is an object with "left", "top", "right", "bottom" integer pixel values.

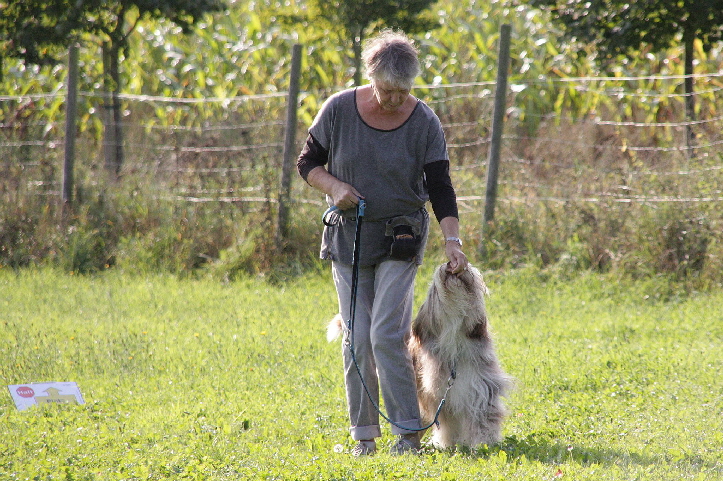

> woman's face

[{"left": 371, "top": 79, "right": 411, "bottom": 113}]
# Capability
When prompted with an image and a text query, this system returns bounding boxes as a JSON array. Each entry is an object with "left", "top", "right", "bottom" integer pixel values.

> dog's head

[
  {"left": 412, "top": 263, "right": 489, "bottom": 340},
  {"left": 432, "top": 262, "right": 488, "bottom": 299}
]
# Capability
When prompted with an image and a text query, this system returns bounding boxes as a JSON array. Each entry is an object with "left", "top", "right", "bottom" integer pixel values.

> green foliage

[
  {"left": 302, "top": 0, "right": 440, "bottom": 84},
  {"left": 0, "top": 207, "right": 49, "bottom": 269},
  {"left": 1, "top": 269, "right": 723, "bottom": 479},
  {"left": 0, "top": 1, "right": 77, "bottom": 66},
  {"left": 0, "top": 0, "right": 226, "bottom": 66},
  {"left": 309, "top": 0, "right": 439, "bottom": 36},
  {"left": 525, "top": 0, "right": 723, "bottom": 62},
  {"left": 1, "top": 0, "right": 723, "bottom": 286},
  {"left": 522, "top": 0, "right": 723, "bottom": 132}
]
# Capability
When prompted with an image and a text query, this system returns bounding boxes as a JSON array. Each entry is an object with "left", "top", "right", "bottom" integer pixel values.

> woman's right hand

[
  {"left": 331, "top": 181, "right": 364, "bottom": 211},
  {"left": 306, "top": 166, "right": 364, "bottom": 210}
]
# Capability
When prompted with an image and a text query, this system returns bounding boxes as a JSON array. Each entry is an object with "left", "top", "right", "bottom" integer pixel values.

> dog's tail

[{"left": 326, "top": 313, "right": 344, "bottom": 342}]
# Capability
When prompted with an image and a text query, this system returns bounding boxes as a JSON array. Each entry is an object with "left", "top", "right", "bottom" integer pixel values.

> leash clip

[
  {"left": 448, "top": 362, "right": 458, "bottom": 388},
  {"left": 322, "top": 205, "right": 340, "bottom": 226},
  {"left": 322, "top": 198, "right": 365, "bottom": 226},
  {"left": 357, "top": 199, "right": 366, "bottom": 217}
]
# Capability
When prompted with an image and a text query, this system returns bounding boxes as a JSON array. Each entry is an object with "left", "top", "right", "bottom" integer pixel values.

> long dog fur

[
  {"left": 326, "top": 263, "right": 513, "bottom": 449},
  {"left": 409, "top": 263, "right": 513, "bottom": 449}
]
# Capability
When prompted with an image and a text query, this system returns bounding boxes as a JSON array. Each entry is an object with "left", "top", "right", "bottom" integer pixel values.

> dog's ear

[
  {"left": 467, "top": 317, "right": 489, "bottom": 340},
  {"left": 411, "top": 315, "right": 429, "bottom": 343}
]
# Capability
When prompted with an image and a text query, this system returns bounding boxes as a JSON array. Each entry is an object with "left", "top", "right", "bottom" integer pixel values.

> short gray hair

[{"left": 362, "top": 30, "right": 420, "bottom": 89}]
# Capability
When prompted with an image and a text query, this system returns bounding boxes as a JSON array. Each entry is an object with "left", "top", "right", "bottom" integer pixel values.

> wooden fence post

[
  {"left": 276, "top": 43, "right": 303, "bottom": 246},
  {"left": 481, "top": 24, "right": 511, "bottom": 253},
  {"left": 62, "top": 42, "right": 80, "bottom": 207}
]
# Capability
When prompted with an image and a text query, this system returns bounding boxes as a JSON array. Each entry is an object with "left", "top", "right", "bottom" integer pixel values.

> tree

[
  {"left": 0, "top": 2, "right": 71, "bottom": 68},
  {"left": 0, "top": 0, "right": 226, "bottom": 173},
  {"left": 305, "top": 0, "right": 439, "bottom": 85},
  {"left": 525, "top": 0, "right": 723, "bottom": 150}
]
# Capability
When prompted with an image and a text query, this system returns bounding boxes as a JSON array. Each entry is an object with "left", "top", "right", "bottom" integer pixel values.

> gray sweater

[{"left": 309, "top": 88, "right": 449, "bottom": 222}]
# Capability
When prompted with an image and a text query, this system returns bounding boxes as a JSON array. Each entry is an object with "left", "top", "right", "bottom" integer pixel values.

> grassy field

[{"left": 1, "top": 265, "right": 722, "bottom": 480}]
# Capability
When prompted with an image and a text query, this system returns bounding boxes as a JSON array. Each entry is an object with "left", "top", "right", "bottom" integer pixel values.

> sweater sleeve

[
  {"left": 297, "top": 133, "right": 329, "bottom": 183},
  {"left": 424, "top": 160, "right": 458, "bottom": 222}
]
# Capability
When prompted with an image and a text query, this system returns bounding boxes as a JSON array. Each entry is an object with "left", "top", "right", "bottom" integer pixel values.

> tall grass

[
  {"left": 1, "top": 267, "right": 722, "bottom": 479},
  {"left": 2, "top": 155, "right": 721, "bottom": 286}
]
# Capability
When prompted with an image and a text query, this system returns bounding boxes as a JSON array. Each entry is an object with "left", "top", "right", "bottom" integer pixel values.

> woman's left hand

[{"left": 445, "top": 242, "right": 468, "bottom": 274}]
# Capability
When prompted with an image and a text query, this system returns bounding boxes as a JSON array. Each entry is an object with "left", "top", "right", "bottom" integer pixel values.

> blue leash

[{"left": 325, "top": 200, "right": 453, "bottom": 432}]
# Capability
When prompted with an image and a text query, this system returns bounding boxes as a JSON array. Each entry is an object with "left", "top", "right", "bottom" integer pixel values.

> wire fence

[{"left": 2, "top": 72, "right": 723, "bottom": 216}]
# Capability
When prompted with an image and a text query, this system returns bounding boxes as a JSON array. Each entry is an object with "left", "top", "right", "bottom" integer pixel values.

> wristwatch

[{"left": 445, "top": 237, "right": 462, "bottom": 246}]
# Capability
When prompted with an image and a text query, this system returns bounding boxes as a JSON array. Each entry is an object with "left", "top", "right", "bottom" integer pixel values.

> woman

[{"left": 297, "top": 30, "right": 468, "bottom": 456}]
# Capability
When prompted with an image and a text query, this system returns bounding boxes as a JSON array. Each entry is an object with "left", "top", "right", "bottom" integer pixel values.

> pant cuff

[{"left": 350, "top": 424, "right": 382, "bottom": 441}]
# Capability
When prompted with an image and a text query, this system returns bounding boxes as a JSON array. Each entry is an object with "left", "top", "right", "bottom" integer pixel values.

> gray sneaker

[
  {"left": 390, "top": 434, "right": 421, "bottom": 455},
  {"left": 351, "top": 440, "right": 377, "bottom": 456}
]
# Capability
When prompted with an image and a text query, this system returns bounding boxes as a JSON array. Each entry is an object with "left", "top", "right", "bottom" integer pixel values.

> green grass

[{"left": 1, "top": 265, "right": 722, "bottom": 480}]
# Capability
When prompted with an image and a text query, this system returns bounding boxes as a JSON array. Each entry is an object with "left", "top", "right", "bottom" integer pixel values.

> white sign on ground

[{"left": 7, "top": 382, "right": 85, "bottom": 411}]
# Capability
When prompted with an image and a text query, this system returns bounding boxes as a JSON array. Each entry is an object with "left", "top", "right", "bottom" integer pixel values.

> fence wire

[{"left": 2, "top": 73, "right": 722, "bottom": 213}]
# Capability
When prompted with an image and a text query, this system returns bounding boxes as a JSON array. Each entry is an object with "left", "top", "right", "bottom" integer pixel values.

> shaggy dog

[
  {"left": 408, "top": 263, "right": 513, "bottom": 449},
  {"left": 327, "top": 263, "right": 512, "bottom": 450}
]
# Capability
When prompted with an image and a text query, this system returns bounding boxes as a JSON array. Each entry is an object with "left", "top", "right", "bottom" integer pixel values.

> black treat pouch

[{"left": 386, "top": 216, "right": 422, "bottom": 261}]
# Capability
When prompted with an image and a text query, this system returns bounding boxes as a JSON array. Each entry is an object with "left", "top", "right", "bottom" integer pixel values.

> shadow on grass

[
  {"left": 423, "top": 432, "right": 720, "bottom": 474},
  {"left": 424, "top": 431, "right": 663, "bottom": 468},
  {"left": 500, "top": 433, "right": 655, "bottom": 466}
]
